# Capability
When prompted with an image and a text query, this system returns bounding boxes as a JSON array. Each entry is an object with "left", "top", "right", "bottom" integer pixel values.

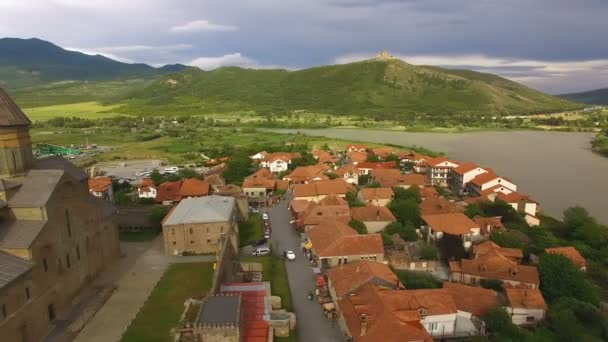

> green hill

[
  {"left": 559, "top": 88, "right": 608, "bottom": 105},
  {"left": 0, "top": 38, "right": 187, "bottom": 89},
  {"left": 118, "top": 58, "right": 582, "bottom": 118}
]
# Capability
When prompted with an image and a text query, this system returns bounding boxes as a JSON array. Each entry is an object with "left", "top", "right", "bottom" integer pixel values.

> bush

[
  {"left": 394, "top": 270, "right": 442, "bottom": 289},
  {"left": 419, "top": 243, "right": 438, "bottom": 260},
  {"left": 349, "top": 219, "right": 368, "bottom": 234},
  {"left": 480, "top": 278, "right": 504, "bottom": 292},
  {"left": 345, "top": 191, "right": 365, "bottom": 207},
  {"left": 148, "top": 206, "right": 170, "bottom": 229},
  {"left": 388, "top": 198, "right": 420, "bottom": 226},
  {"left": 539, "top": 253, "right": 599, "bottom": 305}
]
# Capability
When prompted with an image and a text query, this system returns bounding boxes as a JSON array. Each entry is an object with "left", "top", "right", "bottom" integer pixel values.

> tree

[
  {"left": 388, "top": 199, "right": 420, "bottom": 226},
  {"left": 480, "top": 278, "right": 504, "bottom": 292},
  {"left": 366, "top": 182, "right": 381, "bottom": 188},
  {"left": 150, "top": 169, "right": 164, "bottom": 186},
  {"left": 223, "top": 150, "right": 253, "bottom": 184},
  {"left": 384, "top": 222, "right": 418, "bottom": 241},
  {"left": 393, "top": 187, "right": 421, "bottom": 203},
  {"left": 419, "top": 243, "right": 438, "bottom": 260},
  {"left": 358, "top": 174, "right": 369, "bottom": 185},
  {"left": 345, "top": 191, "right": 365, "bottom": 207},
  {"left": 324, "top": 172, "right": 338, "bottom": 180},
  {"left": 394, "top": 270, "right": 442, "bottom": 289},
  {"left": 538, "top": 253, "right": 599, "bottom": 305},
  {"left": 349, "top": 219, "right": 368, "bottom": 234},
  {"left": 483, "top": 307, "right": 520, "bottom": 338},
  {"left": 148, "top": 206, "right": 170, "bottom": 230},
  {"left": 464, "top": 203, "right": 484, "bottom": 218}
]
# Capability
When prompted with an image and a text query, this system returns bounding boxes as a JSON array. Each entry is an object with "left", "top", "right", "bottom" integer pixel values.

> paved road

[{"left": 267, "top": 195, "right": 344, "bottom": 342}]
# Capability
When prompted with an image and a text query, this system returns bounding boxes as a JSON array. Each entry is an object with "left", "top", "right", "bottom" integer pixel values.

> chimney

[{"left": 360, "top": 314, "right": 367, "bottom": 336}]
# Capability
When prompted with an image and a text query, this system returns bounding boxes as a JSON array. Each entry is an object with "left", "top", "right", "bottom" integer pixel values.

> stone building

[
  {"left": 162, "top": 195, "right": 238, "bottom": 256},
  {"left": 0, "top": 87, "right": 121, "bottom": 342}
]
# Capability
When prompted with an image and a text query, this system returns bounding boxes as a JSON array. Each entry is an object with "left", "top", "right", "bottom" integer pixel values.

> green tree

[
  {"left": 480, "top": 278, "right": 504, "bottom": 292},
  {"left": 349, "top": 219, "right": 368, "bottom": 234},
  {"left": 464, "top": 203, "right": 484, "bottom": 218},
  {"left": 393, "top": 186, "right": 421, "bottom": 203},
  {"left": 483, "top": 307, "right": 520, "bottom": 338},
  {"left": 150, "top": 169, "right": 164, "bottom": 186},
  {"left": 345, "top": 191, "right": 365, "bottom": 207},
  {"left": 325, "top": 172, "right": 338, "bottom": 180},
  {"left": 388, "top": 199, "right": 420, "bottom": 226},
  {"left": 394, "top": 270, "right": 441, "bottom": 289},
  {"left": 223, "top": 150, "right": 253, "bottom": 184},
  {"left": 358, "top": 174, "right": 369, "bottom": 185},
  {"left": 148, "top": 206, "right": 170, "bottom": 230},
  {"left": 366, "top": 182, "right": 381, "bottom": 188},
  {"left": 538, "top": 253, "right": 599, "bottom": 305}
]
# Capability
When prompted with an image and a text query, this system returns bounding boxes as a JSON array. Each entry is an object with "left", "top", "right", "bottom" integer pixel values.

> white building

[
  {"left": 505, "top": 288, "right": 547, "bottom": 326},
  {"left": 449, "top": 162, "right": 488, "bottom": 195}
]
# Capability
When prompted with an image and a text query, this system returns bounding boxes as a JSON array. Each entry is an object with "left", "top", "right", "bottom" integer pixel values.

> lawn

[
  {"left": 238, "top": 214, "right": 264, "bottom": 247},
  {"left": 118, "top": 230, "right": 160, "bottom": 242},
  {"left": 121, "top": 263, "right": 214, "bottom": 342},
  {"left": 23, "top": 101, "right": 124, "bottom": 121}
]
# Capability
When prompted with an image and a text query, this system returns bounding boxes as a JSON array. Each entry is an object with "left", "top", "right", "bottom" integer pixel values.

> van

[{"left": 252, "top": 247, "right": 270, "bottom": 256}]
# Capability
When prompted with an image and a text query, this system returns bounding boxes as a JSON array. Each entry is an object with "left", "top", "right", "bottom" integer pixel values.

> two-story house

[
  {"left": 426, "top": 157, "right": 460, "bottom": 187},
  {"left": 449, "top": 162, "right": 488, "bottom": 195}
]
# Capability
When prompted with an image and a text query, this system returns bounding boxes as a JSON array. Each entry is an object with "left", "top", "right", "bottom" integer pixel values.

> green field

[
  {"left": 239, "top": 214, "right": 264, "bottom": 247},
  {"left": 23, "top": 102, "right": 124, "bottom": 121},
  {"left": 121, "top": 263, "right": 214, "bottom": 342}
]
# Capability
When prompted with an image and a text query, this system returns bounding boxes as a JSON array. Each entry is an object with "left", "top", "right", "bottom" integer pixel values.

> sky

[{"left": 0, "top": 0, "right": 607, "bottom": 94}]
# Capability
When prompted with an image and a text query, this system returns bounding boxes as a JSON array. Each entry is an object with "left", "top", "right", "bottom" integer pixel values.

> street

[{"left": 267, "top": 195, "right": 344, "bottom": 342}]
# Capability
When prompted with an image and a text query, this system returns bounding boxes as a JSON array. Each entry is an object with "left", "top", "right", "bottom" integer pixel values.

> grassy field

[
  {"left": 238, "top": 214, "right": 264, "bottom": 247},
  {"left": 23, "top": 101, "right": 124, "bottom": 121},
  {"left": 121, "top": 263, "right": 214, "bottom": 342}
]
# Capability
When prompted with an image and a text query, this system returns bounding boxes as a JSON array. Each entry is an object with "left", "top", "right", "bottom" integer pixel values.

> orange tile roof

[
  {"left": 318, "top": 193, "right": 348, "bottom": 205},
  {"left": 289, "top": 199, "right": 314, "bottom": 214},
  {"left": 313, "top": 150, "right": 336, "bottom": 164},
  {"left": 263, "top": 152, "right": 301, "bottom": 163},
  {"left": 421, "top": 213, "right": 479, "bottom": 235},
  {"left": 418, "top": 186, "right": 438, "bottom": 199},
  {"left": 327, "top": 261, "right": 399, "bottom": 297},
  {"left": 275, "top": 179, "right": 289, "bottom": 190},
  {"left": 292, "top": 179, "right": 355, "bottom": 198},
  {"left": 358, "top": 161, "right": 397, "bottom": 170},
  {"left": 426, "top": 156, "right": 459, "bottom": 168},
  {"left": 419, "top": 197, "right": 464, "bottom": 216},
  {"left": 346, "top": 144, "right": 367, "bottom": 150},
  {"left": 156, "top": 180, "right": 183, "bottom": 203},
  {"left": 243, "top": 169, "right": 276, "bottom": 189},
  {"left": 505, "top": 288, "right": 547, "bottom": 310},
  {"left": 371, "top": 147, "right": 394, "bottom": 158},
  {"left": 370, "top": 169, "right": 427, "bottom": 187},
  {"left": 178, "top": 178, "right": 210, "bottom": 197},
  {"left": 302, "top": 204, "right": 351, "bottom": 226},
  {"left": 346, "top": 151, "right": 368, "bottom": 163},
  {"left": 351, "top": 205, "right": 396, "bottom": 222},
  {"left": 284, "top": 164, "right": 329, "bottom": 182},
  {"left": 339, "top": 284, "right": 433, "bottom": 342},
  {"left": 88, "top": 177, "right": 112, "bottom": 192},
  {"left": 545, "top": 246, "right": 587, "bottom": 268},
  {"left": 442, "top": 282, "right": 499, "bottom": 317},
  {"left": 334, "top": 164, "right": 357, "bottom": 177},
  {"left": 139, "top": 178, "right": 155, "bottom": 189},
  {"left": 308, "top": 220, "right": 384, "bottom": 257},
  {"left": 452, "top": 162, "right": 483, "bottom": 175},
  {"left": 360, "top": 187, "right": 394, "bottom": 201},
  {"left": 381, "top": 288, "right": 458, "bottom": 316},
  {"left": 451, "top": 248, "right": 539, "bottom": 286},
  {"left": 473, "top": 216, "right": 505, "bottom": 235},
  {"left": 473, "top": 241, "right": 523, "bottom": 260},
  {"left": 470, "top": 172, "right": 513, "bottom": 187},
  {"left": 496, "top": 192, "right": 537, "bottom": 204}
]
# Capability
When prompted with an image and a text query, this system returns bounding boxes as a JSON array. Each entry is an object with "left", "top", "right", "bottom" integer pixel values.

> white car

[
  {"left": 262, "top": 213, "right": 269, "bottom": 220},
  {"left": 285, "top": 251, "right": 296, "bottom": 261},
  {"left": 164, "top": 166, "right": 179, "bottom": 174}
]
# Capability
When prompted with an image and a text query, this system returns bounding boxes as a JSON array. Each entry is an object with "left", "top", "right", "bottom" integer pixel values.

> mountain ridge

[{"left": 559, "top": 87, "right": 608, "bottom": 105}]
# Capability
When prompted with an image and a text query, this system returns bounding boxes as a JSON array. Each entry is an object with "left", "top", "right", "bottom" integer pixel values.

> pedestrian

[{"left": 308, "top": 290, "right": 313, "bottom": 301}]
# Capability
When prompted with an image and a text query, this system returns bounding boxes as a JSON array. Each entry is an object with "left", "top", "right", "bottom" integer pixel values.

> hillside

[
  {"left": 559, "top": 87, "right": 608, "bottom": 105},
  {"left": 0, "top": 38, "right": 187, "bottom": 89},
  {"left": 118, "top": 58, "right": 581, "bottom": 118}
]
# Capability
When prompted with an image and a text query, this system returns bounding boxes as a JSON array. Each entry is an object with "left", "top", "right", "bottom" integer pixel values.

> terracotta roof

[
  {"left": 313, "top": 150, "right": 335, "bottom": 164},
  {"left": 346, "top": 151, "right": 368, "bottom": 163},
  {"left": 473, "top": 241, "right": 523, "bottom": 260},
  {"left": 381, "top": 288, "right": 458, "bottom": 317},
  {"left": 327, "top": 261, "right": 399, "bottom": 297},
  {"left": 370, "top": 169, "right": 426, "bottom": 187},
  {"left": 308, "top": 220, "right": 384, "bottom": 257},
  {"left": 318, "top": 193, "right": 348, "bottom": 205},
  {"left": 334, "top": 165, "right": 357, "bottom": 177},
  {"left": 418, "top": 186, "right": 438, "bottom": 199},
  {"left": 545, "top": 246, "right": 587, "bottom": 268},
  {"left": 470, "top": 172, "right": 504, "bottom": 187},
  {"left": 421, "top": 213, "right": 479, "bottom": 235},
  {"left": 496, "top": 192, "right": 537, "bottom": 204},
  {"left": 156, "top": 180, "right": 183, "bottom": 203},
  {"left": 351, "top": 206, "right": 396, "bottom": 222},
  {"left": 275, "top": 179, "right": 289, "bottom": 190},
  {"left": 505, "top": 288, "right": 547, "bottom": 310},
  {"left": 479, "top": 184, "right": 512, "bottom": 197},
  {"left": 179, "top": 178, "right": 210, "bottom": 197},
  {"left": 302, "top": 204, "right": 351, "bottom": 226},
  {"left": 0, "top": 87, "right": 31, "bottom": 127},
  {"left": 426, "top": 157, "right": 459, "bottom": 168},
  {"left": 473, "top": 216, "right": 505, "bottom": 235},
  {"left": 215, "top": 184, "right": 243, "bottom": 196},
  {"left": 451, "top": 248, "right": 539, "bottom": 286},
  {"left": 285, "top": 164, "right": 329, "bottom": 182},
  {"left": 139, "top": 178, "right": 156, "bottom": 189},
  {"left": 263, "top": 152, "right": 301, "bottom": 163},
  {"left": 358, "top": 161, "right": 397, "bottom": 170},
  {"left": 293, "top": 179, "right": 355, "bottom": 198},
  {"left": 419, "top": 197, "right": 464, "bottom": 216},
  {"left": 243, "top": 168, "right": 276, "bottom": 189},
  {"left": 442, "top": 282, "right": 499, "bottom": 317},
  {"left": 289, "top": 199, "right": 314, "bottom": 214},
  {"left": 371, "top": 147, "right": 394, "bottom": 158},
  {"left": 88, "top": 177, "right": 112, "bottom": 192},
  {"left": 452, "top": 162, "right": 484, "bottom": 175},
  {"left": 346, "top": 143, "right": 367, "bottom": 150},
  {"left": 339, "top": 284, "right": 433, "bottom": 342},
  {"left": 360, "top": 187, "right": 394, "bottom": 201}
]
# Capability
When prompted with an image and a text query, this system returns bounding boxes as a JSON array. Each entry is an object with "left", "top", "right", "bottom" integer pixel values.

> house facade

[
  {"left": 259, "top": 152, "right": 300, "bottom": 173},
  {"left": 88, "top": 176, "right": 113, "bottom": 201},
  {"left": 467, "top": 173, "right": 517, "bottom": 196},
  {"left": 138, "top": 178, "right": 157, "bottom": 198},
  {"left": 449, "top": 162, "right": 487, "bottom": 195},
  {"left": 421, "top": 213, "right": 480, "bottom": 250},
  {"left": 358, "top": 187, "right": 394, "bottom": 207},
  {"left": 505, "top": 288, "right": 546, "bottom": 325},
  {"left": 426, "top": 157, "right": 460, "bottom": 187},
  {"left": 162, "top": 196, "right": 238, "bottom": 256},
  {"left": 292, "top": 179, "right": 354, "bottom": 202},
  {"left": 351, "top": 206, "right": 397, "bottom": 233}
]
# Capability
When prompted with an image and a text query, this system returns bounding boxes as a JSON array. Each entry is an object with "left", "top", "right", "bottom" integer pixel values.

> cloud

[
  {"left": 170, "top": 20, "right": 237, "bottom": 33},
  {"left": 65, "top": 47, "right": 135, "bottom": 63},
  {"left": 334, "top": 52, "right": 608, "bottom": 93},
  {"left": 97, "top": 44, "right": 193, "bottom": 53},
  {"left": 188, "top": 53, "right": 293, "bottom": 70}
]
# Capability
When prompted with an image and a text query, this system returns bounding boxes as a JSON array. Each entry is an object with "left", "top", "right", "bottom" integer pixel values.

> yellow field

[{"left": 23, "top": 102, "right": 126, "bottom": 121}]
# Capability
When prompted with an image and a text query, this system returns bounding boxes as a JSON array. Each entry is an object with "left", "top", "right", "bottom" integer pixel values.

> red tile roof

[
  {"left": 318, "top": 193, "right": 348, "bottom": 205},
  {"left": 327, "top": 261, "right": 399, "bottom": 298},
  {"left": 426, "top": 157, "right": 459, "bottom": 168},
  {"left": 139, "top": 178, "right": 155, "bottom": 189},
  {"left": 347, "top": 151, "right": 368, "bottom": 163},
  {"left": 421, "top": 213, "right": 480, "bottom": 235},
  {"left": 450, "top": 248, "right": 539, "bottom": 286},
  {"left": 313, "top": 150, "right": 336, "bottom": 164},
  {"left": 505, "top": 288, "right": 547, "bottom": 310},
  {"left": 470, "top": 172, "right": 512, "bottom": 187},
  {"left": 178, "top": 178, "right": 210, "bottom": 197},
  {"left": 452, "top": 162, "right": 483, "bottom": 175},
  {"left": 473, "top": 216, "right": 505, "bottom": 235},
  {"left": 243, "top": 168, "right": 276, "bottom": 189},
  {"left": 308, "top": 220, "right": 384, "bottom": 257},
  {"left": 351, "top": 206, "right": 397, "bottom": 222},
  {"left": 358, "top": 161, "right": 397, "bottom": 170},
  {"left": 346, "top": 144, "right": 367, "bottom": 151},
  {"left": 473, "top": 241, "right": 523, "bottom": 260},
  {"left": 88, "top": 177, "right": 112, "bottom": 192},
  {"left": 419, "top": 197, "right": 464, "bottom": 215},
  {"left": 371, "top": 147, "right": 394, "bottom": 158},
  {"left": 293, "top": 179, "right": 355, "bottom": 198},
  {"left": 156, "top": 180, "right": 183, "bottom": 203},
  {"left": 370, "top": 169, "right": 426, "bottom": 187},
  {"left": 302, "top": 204, "right": 351, "bottom": 226},
  {"left": 289, "top": 199, "right": 314, "bottom": 215},
  {"left": 284, "top": 164, "right": 329, "bottom": 183},
  {"left": 360, "top": 187, "right": 394, "bottom": 201},
  {"left": 443, "top": 282, "right": 499, "bottom": 317},
  {"left": 496, "top": 192, "right": 537, "bottom": 204},
  {"left": 263, "top": 152, "right": 301, "bottom": 163},
  {"left": 545, "top": 246, "right": 587, "bottom": 268}
]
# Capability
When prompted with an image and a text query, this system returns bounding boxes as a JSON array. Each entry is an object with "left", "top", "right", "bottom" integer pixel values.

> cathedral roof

[{"left": 0, "top": 87, "right": 31, "bottom": 127}]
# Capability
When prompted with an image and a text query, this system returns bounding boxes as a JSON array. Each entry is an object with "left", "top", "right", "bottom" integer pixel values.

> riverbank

[{"left": 270, "top": 128, "right": 608, "bottom": 224}]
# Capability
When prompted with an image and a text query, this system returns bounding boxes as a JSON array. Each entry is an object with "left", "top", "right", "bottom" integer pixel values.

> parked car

[
  {"left": 285, "top": 250, "right": 296, "bottom": 261},
  {"left": 264, "top": 231, "right": 271, "bottom": 239},
  {"left": 164, "top": 166, "right": 179, "bottom": 174},
  {"left": 252, "top": 247, "right": 270, "bottom": 256},
  {"left": 254, "top": 238, "right": 268, "bottom": 247},
  {"left": 262, "top": 213, "right": 269, "bottom": 220},
  {"left": 249, "top": 207, "right": 260, "bottom": 213}
]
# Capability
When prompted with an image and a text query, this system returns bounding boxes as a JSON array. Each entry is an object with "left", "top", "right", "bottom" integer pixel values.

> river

[{"left": 273, "top": 129, "right": 608, "bottom": 224}]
